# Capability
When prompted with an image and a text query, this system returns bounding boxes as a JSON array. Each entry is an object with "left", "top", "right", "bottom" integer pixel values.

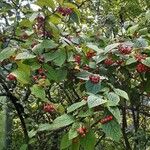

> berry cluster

[
  {"left": 89, "top": 75, "right": 100, "bottom": 84},
  {"left": 82, "top": 65, "right": 90, "bottom": 71},
  {"left": 57, "top": 7, "right": 73, "bottom": 16},
  {"left": 33, "top": 68, "right": 47, "bottom": 81},
  {"left": 104, "top": 58, "right": 114, "bottom": 66},
  {"left": 35, "top": 15, "right": 51, "bottom": 38},
  {"left": 74, "top": 55, "right": 81, "bottom": 64},
  {"left": 116, "top": 60, "right": 124, "bottom": 65},
  {"left": 135, "top": 53, "right": 147, "bottom": 62},
  {"left": 43, "top": 103, "right": 55, "bottom": 113},
  {"left": 7, "top": 73, "right": 16, "bottom": 81},
  {"left": 118, "top": 44, "right": 132, "bottom": 55},
  {"left": 86, "top": 50, "right": 96, "bottom": 59},
  {"left": 100, "top": 115, "right": 113, "bottom": 124},
  {"left": 77, "top": 126, "right": 88, "bottom": 137},
  {"left": 136, "top": 63, "right": 149, "bottom": 73}
]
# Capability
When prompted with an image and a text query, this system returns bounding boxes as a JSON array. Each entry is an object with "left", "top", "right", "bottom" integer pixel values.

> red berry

[
  {"left": 77, "top": 126, "right": 87, "bottom": 136},
  {"left": 86, "top": 50, "right": 96, "bottom": 59},
  {"left": 77, "top": 127, "right": 84, "bottom": 135},
  {"left": 135, "top": 53, "right": 147, "bottom": 62},
  {"left": 118, "top": 44, "right": 132, "bottom": 55},
  {"left": 89, "top": 75, "right": 100, "bottom": 84},
  {"left": 57, "top": 7, "right": 72, "bottom": 16},
  {"left": 104, "top": 58, "right": 114, "bottom": 66},
  {"left": 83, "top": 65, "right": 90, "bottom": 71},
  {"left": 136, "top": 63, "right": 149, "bottom": 73},
  {"left": 74, "top": 55, "right": 81, "bottom": 64},
  {"left": 33, "top": 75, "right": 38, "bottom": 81},
  {"left": 7, "top": 73, "right": 16, "bottom": 81},
  {"left": 116, "top": 60, "right": 124, "bottom": 65},
  {"left": 100, "top": 115, "right": 113, "bottom": 124},
  {"left": 108, "top": 115, "right": 113, "bottom": 120},
  {"left": 42, "top": 75, "right": 46, "bottom": 79},
  {"left": 38, "top": 68, "right": 44, "bottom": 75},
  {"left": 43, "top": 103, "right": 55, "bottom": 113}
]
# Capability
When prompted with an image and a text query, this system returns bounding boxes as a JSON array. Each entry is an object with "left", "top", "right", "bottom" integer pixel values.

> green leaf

[
  {"left": 142, "top": 57, "right": 150, "bottom": 67},
  {"left": 106, "top": 92, "right": 120, "bottom": 106},
  {"left": 20, "top": 144, "right": 27, "bottom": 150},
  {"left": 67, "top": 101, "right": 86, "bottom": 113},
  {"left": 69, "top": 123, "right": 79, "bottom": 140},
  {"left": 71, "top": 140, "right": 80, "bottom": 150},
  {"left": 80, "top": 130, "right": 96, "bottom": 150},
  {"left": 50, "top": 50, "right": 66, "bottom": 66},
  {"left": 86, "top": 80, "right": 101, "bottom": 94},
  {"left": 87, "top": 43, "right": 103, "bottom": 54},
  {"left": 78, "top": 109, "right": 94, "bottom": 118},
  {"left": 127, "top": 24, "right": 139, "bottom": 35},
  {"left": 36, "top": 0, "right": 55, "bottom": 9},
  {"left": 44, "top": 65, "right": 67, "bottom": 82},
  {"left": 114, "top": 89, "right": 129, "bottom": 100},
  {"left": 126, "top": 57, "right": 137, "bottom": 65},
  {"left": 104, "top": 43, "right": 120, "bottom": 54},
  {"left": 53, "top": 114, "right": 74, "bottom": 128},
  {"left": 15, "top": 52, "right": 36, "bottom": 60},
  {"left": 108, "top": 107, "right": 122, "bottom": 124},
  {"left": 60, "top": 133, "right": 72, "bottom": 150},
  {"left": 134, "top": 37, "right": 148, "bottom": 48},
  {"left": 101, "top": 120, "right": 122, "bottom": 142},
  {"left": 28, "top": 130, "right": 37, "bottom": 138},
  {"left": 70, "top": 11, "right": 80, "bottom": 24},
  {"left": 41, "top": 39, "right": 58, "bottom": 49},
  {"left": 87, "top": 94, "right": 106, "bottom": 108},
  {"left": 38, "top": 114, "right": 74, "bottom": 131},
  {"left": 144, "top": 80, "right": 150, "bottom": 92},
  {"left": 95, "top": 54, "right": 107, "bottom": 64},
  {"left": 146, "top": 10, "right": 150, "bottom": 20},
  {"left": 38, "top": 123, "right": 52, "bottom": 131},
  {"left": 19, "top": 19, "right": 32, "bottom": 28},
  {"left": 30, "top": 84, "right": 46, "bottom": 100},
  {"left": 76, "top": 71, "right": 91, "bottom": 80},
  {"left": 55, "top": 69, "right": 67, "bottom": 82},
  {"left": 0, "top": 47, "right": 16, "bottom": 61},
  {"left": 12, "top": 63, "right": 31, "bottom": 84}
]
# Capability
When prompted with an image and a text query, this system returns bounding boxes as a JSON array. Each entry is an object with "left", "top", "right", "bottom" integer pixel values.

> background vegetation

[{"left": 0, "top": 0, "right": 150, "bottom": 150}]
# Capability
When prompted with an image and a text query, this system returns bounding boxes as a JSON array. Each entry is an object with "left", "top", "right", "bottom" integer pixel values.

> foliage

[{"left": 0, "top": 0, "right": 150, "bottom": 150}]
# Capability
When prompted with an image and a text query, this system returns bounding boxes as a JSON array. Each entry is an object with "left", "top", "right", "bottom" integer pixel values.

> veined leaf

[{"left": 87, "top": 94, "right": 106, "bottom": 108}]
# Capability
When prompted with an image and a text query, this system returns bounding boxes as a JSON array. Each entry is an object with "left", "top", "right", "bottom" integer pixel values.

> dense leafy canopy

[{"left": 0, "top": 0, "right": 150, "bottom": 150}]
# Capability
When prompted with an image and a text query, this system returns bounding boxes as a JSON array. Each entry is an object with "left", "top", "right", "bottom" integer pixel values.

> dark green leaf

[
  {"left": 101, "top": 120, "right": 122, "bottom": 142},
  {"left": 86, "top": 80, "right": 101, "bottom": 94},
  {"left": 80, "top": 130, "right": 96, "bottom": 150},
  {"left": 60, "top": 133, "right": 72, "bottom": 150}
]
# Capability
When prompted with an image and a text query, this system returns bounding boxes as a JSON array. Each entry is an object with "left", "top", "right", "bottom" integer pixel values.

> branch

[{"left": 0, "top": 74, "right": 29, "bottom": 144}]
